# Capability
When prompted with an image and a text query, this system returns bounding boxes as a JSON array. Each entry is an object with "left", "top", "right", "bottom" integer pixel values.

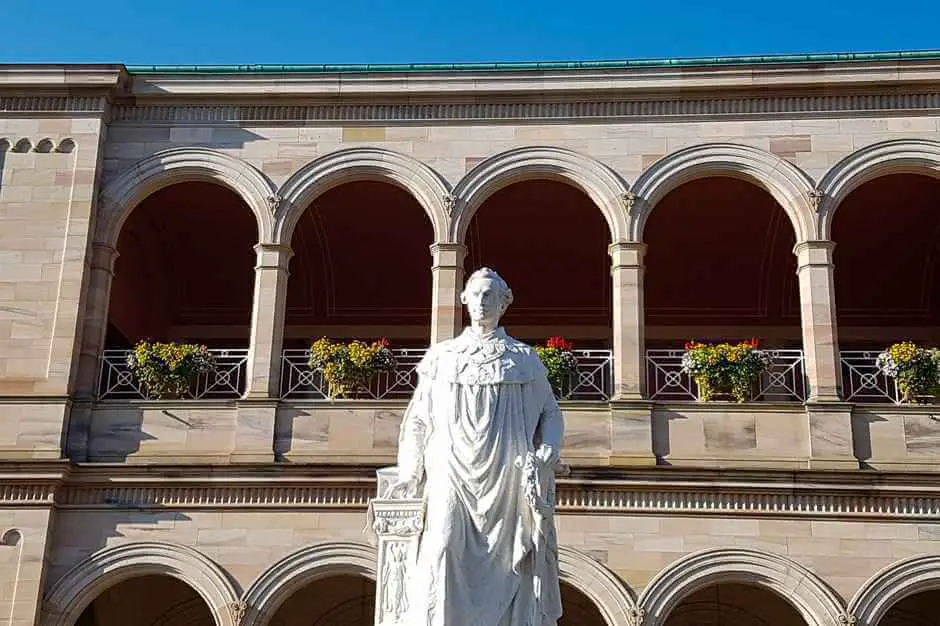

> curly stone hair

[{"left": 462, "top": 267, "right": 514, "bottom": 309}]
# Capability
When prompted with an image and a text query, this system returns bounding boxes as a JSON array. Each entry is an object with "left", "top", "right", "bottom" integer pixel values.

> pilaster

[
  {"left": 794, "top": 241, "right": 842, "bottom": 402},
  {"left": 244, "top": 244, "right": 293, "bottom": 398},
  {"left": 609, "top": 242, "right": 647, "bottom": 400},
  {"left": 429, "top": 243, "right": 466, "bottom": 344}
]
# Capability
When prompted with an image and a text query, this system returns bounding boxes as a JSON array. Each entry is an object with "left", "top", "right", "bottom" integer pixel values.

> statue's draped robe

[{"left": 396, "top": 328, "right": 565, "bottom": 626}]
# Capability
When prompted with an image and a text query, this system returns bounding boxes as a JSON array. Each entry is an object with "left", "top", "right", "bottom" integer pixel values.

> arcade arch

[
  {"left": 42, "top": 541, "right": 238, "bottom": 626},
  {"left": 463, "top": 179, "right": 612, "bottom": 347},
  {"left": 830, "top": 172, "right": 940, "bottom": 349},
  {"left": 638, "top": 548, "right": 844, "bottom": 626}
]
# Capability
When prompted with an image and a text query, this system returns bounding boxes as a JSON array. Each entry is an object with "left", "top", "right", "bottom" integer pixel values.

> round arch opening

[
  {"left": 464, "top": 179, "right": 612, "bottom": 347},
  {"left": 266, "top": 573, "right": 375, "bottom": 626},
  {"left": 643, "top": 176, "right": 802, "bottom": 399},
  {"left": 102, "top": 181, "right": 259, "bottom": 399},
  {"left": 877, "top": 588, "right": 940, "bottom": 626},
  {"left": 284, "top": 180, "right": 434, "bottom": 345},
  {"left": 661, "top": 582, "right": 807, "bottom": 626},
  {"left": 832, "top": 173, "right": 940, "bottom": 349},
  {"left": 73, "top": 573, "right": 214, "bottom": 626},
  {"left": 559, "top": 581, "right": 609, "bottom": 626}
]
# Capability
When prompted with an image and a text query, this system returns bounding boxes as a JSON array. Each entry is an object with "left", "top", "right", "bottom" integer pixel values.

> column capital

[
  {"left": 430, "top": 242, "right": 467, "bottom": 268},
  {"left": 89, "top": 243, "right": 119, "bottom": 273},
  {"left": 254, "top": 243, "right": 293, "bottom": 270},
  {"left": 793, "top": 240, "right": 836, "bottom": 267},
  {"left": 609, "top": 241, "right": 647, "bottom": 267}
]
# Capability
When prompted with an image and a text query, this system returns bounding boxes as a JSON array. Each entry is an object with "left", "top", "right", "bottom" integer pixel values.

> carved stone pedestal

[{"left": 371, "top": 467, "right": 423, "bottom": 626}]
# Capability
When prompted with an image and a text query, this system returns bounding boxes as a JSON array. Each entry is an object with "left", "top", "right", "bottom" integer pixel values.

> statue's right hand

[{"left": 385, "top": 479, "right": 419, "bottom": 499}]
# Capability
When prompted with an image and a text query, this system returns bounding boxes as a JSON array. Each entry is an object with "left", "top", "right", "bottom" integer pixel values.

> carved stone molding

[
  {"left": 95, "top": 147, "right": 277, "bottom": 246},
  {"left": 0, "top": 95, "right": 107, "bottom": 114},
  {"left": 637, "top": 547, "right": 844, "bottom": 626},
  {"left": 56, "top": 482, "right": 374, "bottom": 509},
  {"left": 451, "top": 145, "right": 630, "bottom": 243},
  {"left": 0, "top": 137, "right": 76, "bottom": 153},
  {"left": 35, "top": 477, "right": 940, "bottom": 521},
  {"left": 848, "top": 554, "right": 940, "bottom": 625},
  {"left": 109, "top": 90, "right": 940, "bottom": 124},
  {"left": 43, "top": 541, "right": 240, "bottom": 626},
  {"left": 371, "top": 499, "right": 424, "bottom": 535},
  {"left": 816, "top": 138, "right": 940, "bottom": 239},
  {"left": 0, "top": 483, "right": 57, "bottom": 506},
  {"left": 630, "top": 142, "right": 815, "bottom": 242}
]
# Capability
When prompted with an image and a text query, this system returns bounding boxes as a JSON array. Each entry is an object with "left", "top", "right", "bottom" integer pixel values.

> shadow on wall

[
  {"left": 651, "top": 410, "right": 688, "bottom": 466},
  {"left": 106, "top": 126, "right": 271, "bottom": 160},
  {"left": 0, "top": 138, "right": 7, "bottom": 188},
  {"left": 45, "top": 510, "right": 195, "bottom": 599},
  {"left": 851, "top": 411, "right": 887, "bottom": 470}
]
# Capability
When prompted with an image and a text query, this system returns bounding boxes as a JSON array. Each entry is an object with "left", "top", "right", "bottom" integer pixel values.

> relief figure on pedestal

[
  {"left": 387, "top": 267, "right": 565, "bottom": 626},
  {"left": 381, "top": 542, "right": 409, "bottom": 619}
]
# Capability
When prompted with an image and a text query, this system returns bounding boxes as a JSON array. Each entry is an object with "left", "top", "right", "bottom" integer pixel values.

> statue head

[{"left": 461, "top": 267, "right": 513, "bottom": 332}]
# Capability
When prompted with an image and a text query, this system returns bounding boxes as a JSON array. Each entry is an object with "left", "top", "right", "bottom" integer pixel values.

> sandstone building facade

[{"left": 3, "top": 51, "right": 940, "bottom": 625}]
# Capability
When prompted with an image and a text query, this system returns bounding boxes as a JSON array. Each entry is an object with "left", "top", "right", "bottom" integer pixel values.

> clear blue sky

[{"left": 2, "top": 0, "right": 939, "bottom": 65}]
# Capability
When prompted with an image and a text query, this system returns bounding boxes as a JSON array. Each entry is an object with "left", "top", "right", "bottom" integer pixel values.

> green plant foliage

[
  {"left": 681, "top": 339, "right": 772, "bottom": 403},
  {"left": 309, "top": 337, "right": 397, "bottom": 399},
  {"left": 126, "top": 341, "right": 216, "bottom": 399}
]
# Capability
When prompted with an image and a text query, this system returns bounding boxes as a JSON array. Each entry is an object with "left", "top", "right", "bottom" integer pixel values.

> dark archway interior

[
  {"left": 75, "top": 574, "right": 213, "bottom": 626},
  {"left": 644, "top": 176, "right": 800, "bottom": 348},
  {"left": 662, "top": 582, "right": 806, "bottom": 626},
  {"left": 268, "top": 573, "right": 375, "bottom": 626},
  {"left": 106, "top": 182, "right": 257, "bottom": 348},
  {"left": 559, "top": 581, "right": 608, "bottom": 625},
  {"left": 833, "top": 173, "right": 940, "bottom": 347},
  {"left": 465, "top": 180, "right": 612, "bottom": 347},
  {"left": 879, "top": 588, "right": 940, "bottom": 626},
  {"left": 285, "top": 181, "right": 434, "bottom": 348}
]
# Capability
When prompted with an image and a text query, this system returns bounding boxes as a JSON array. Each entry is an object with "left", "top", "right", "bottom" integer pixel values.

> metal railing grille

[
  {"left": 840, "top": 350, "right": 900, "bottom": 403},
  {"left": 646, "top": 348, "right": 806, "bottom": 402},
  {"left": 97, "top": 349, "right": 249, "bottom": 400},
  {"left": 280, "top": 348, "right": 614, "bottom": 401}
]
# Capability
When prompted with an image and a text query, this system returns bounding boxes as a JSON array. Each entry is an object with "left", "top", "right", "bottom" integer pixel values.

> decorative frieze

[
  {"left": 0, "top": 95, "right": 107, "bottom": 114},
  {"left": 15, "top": 475, "right": 938, "bottom": 520},
  {"left": 0, "top": 483, "right": 56, "bottom": 506},
  {"left": 110, "top": 91, "right": 940, "bottom": 124},
  {"left": 56, "top": 483, "right": 374, "bottom": 509}
]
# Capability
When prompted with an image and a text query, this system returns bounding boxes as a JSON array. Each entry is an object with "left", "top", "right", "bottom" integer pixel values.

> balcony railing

[
  {"left": 646, "top": 349, "right": 807, "bottom": 402},
  {"left": 840, "top": 350, "right": 901, "bottom": 403},
  {"left": 97, "top": 349, "right": 250, "bottom": 400},
  {"left": 280, "top": 348, "right": 427, "bottom": 400},
  {"left": 280, "top": 348, "right": 614, "bottom": 401}
]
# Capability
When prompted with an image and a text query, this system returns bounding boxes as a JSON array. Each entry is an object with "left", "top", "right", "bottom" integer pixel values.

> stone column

[
  {"left": 609, "top": 242, "right": 647, "bottom": 400},
  {"left": 371, "top": 467, "right": 424, "bottom": 626},
  {"left": 73, "top": 243, "right": 119, "bottom": 399},
  {"left": 794, "top": 240, "right": 842, "bottom": 402},
  {"left": 244, "top": 243, "right": 293, "bottom": 398},
  {"left": 429, "top": 243, "right": 466, "bottom": 344}
]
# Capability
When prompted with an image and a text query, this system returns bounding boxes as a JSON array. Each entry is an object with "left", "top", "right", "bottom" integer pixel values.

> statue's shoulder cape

[{"left": 417, "top": 329, "right": 546, "bottom": 385}]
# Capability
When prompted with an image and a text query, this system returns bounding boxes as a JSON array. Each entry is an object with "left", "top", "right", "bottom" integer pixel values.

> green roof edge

[{"left": 125, "top": 50, "right": 940, "bottom": 75}]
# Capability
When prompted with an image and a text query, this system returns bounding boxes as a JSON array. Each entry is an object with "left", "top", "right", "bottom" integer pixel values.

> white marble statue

[{"left": 387, "top": 267, "right": 565, "bottom": 626}]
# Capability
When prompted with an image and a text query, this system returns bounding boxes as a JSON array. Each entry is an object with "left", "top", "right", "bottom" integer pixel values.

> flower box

[
  {"left": 535, "top": 337, "right": 579, "bottom": 399},
  {"left": 309, "top": 337, "right": 398, "bottom": 399},
  {"left": 681, "top": 339, "right": 772, "bottom": 403},
  {"left": 876, "top": 341, "right": 940, "bottom": 404},
  {"left": 126, "top": 341, "right": 217, "bottom": 400}
]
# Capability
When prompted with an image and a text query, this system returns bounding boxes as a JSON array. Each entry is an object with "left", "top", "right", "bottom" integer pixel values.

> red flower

[
  {"left": 745, "top": 337, "right": 760, "bottom": 348},
  {"left": 376, "top": 337, "right": 391, "bottom": 348},
  {"left": 546, "top": 336, "right": 574, "bottom": 351}
]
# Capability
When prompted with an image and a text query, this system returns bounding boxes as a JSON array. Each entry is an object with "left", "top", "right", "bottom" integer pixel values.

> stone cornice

[
  {"left": 5, "top": 464, "right": 940, "bottom": 520},
  {"left": 124, "top": 59, "right": 940, "bottom": 97},
  {"left": 0, "top": 65, "right": 126, "bottom": 88},
  {"left": 109, "top": 87, "right": 940, "bottom": 124}
]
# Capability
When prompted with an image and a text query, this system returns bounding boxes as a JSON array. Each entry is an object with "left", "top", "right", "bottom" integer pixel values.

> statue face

[{"left": 462, "top": 277, "right": 507, "bottom": 327}]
